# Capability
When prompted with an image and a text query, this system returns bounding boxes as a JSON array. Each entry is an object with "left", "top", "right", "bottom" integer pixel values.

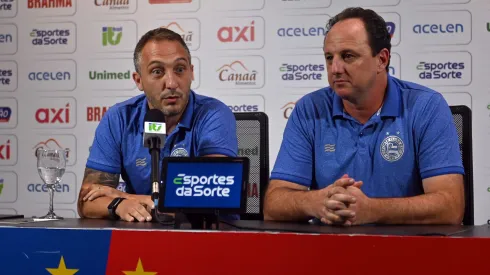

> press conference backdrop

[{"left": 0, "top": 0, "right": 489, "bottom": 223}]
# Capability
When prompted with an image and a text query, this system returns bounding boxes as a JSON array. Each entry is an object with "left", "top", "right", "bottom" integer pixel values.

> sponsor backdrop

[{"left": 0, "top": 0, "right": 489, "bottom": 224}]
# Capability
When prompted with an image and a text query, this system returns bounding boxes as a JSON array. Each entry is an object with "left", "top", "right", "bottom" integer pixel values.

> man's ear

[
  {"left": 378, "top": 48, "right": 390, "bottom": 73},
  {"left": 133, "top": 71, "right": 144, "bottom": 91}
]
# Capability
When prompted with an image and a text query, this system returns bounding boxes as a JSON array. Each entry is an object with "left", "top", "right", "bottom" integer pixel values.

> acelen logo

[
  {"left": 32, "top": 97, "right": 76, "bottom": 128},
  {"left": 410, "top": 11, "right": 471, "bottom": 45},
  {"left": 28, "top": 0, "right": 72, "bottom": 8}
]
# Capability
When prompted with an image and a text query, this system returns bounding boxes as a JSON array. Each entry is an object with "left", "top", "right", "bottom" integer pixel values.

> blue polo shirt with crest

[
  {"left": 86, "top": 90, "right": 238, "bottom": 195},
  {"left": 271, "top": 76, "right": 464, "bottom": 197}
]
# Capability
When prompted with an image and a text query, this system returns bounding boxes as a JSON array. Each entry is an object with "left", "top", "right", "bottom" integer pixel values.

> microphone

[{"left": 143, "top": 109, "right": 173, "bottom": 224}]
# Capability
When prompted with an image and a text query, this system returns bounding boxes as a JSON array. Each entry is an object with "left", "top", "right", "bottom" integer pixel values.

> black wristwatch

[{"left": 107, "top": 197, "right": 125, "bottom": 220}]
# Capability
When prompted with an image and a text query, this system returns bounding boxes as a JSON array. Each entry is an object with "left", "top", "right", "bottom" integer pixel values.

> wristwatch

[{"left": 107, "top": 197, "right": 126, "bottom": 220}]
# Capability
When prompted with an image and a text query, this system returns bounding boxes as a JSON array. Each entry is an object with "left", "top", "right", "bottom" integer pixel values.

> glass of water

[{"left": 36, "top": 148, "right": 67, "bottom": 220}]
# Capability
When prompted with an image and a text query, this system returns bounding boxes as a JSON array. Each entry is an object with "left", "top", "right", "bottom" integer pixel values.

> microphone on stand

[{"left": 143, "top": 109, "right": 174, "bottom": 224}]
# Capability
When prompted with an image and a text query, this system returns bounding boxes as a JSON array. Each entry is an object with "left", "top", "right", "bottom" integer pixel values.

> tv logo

[
  {"left": 0, "top": 107, "right": 12, "bottom": 122},
  {"left": 28, "top": 0, "right": 72, "bottom": 8},
  {"left": 86, "top": 106, "right": 109, "bottom": 122},
  {"left": 102, "top": 26, "right": 122, "bottom": 46},
  {"left": 147, "top": 122, "right": 164, "bottom": 132},
  {"left": 173, "top": 173, "right": 234, "bottom": 197}
]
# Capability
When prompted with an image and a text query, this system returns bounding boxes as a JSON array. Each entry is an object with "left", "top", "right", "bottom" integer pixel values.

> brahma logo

[
  {"left": 149, "top": 0, "right": 192, "bottom": 3},
  {"left": 281, "top": 101, "right": 296, "bottom": 119},
  {"left": 160, "top": 20, "right": 200, "bottom": 50},
  {"left": 86, "top": 106, "right": 110, "bottom": 122},
  {"left": 173, "top": 173, "right": 234, "bottom": 197},
  {"left": 32, "top": 97, "right": 76, "bottom": 128},
  {"left": 215, "top": 17, "right": 264, "bottom": 49},
  {"left": 410, "top": 11, "right": 471, "bottom": 45},
  {"left": 28, "top": 0, "right": 72, "bottom": 8}
]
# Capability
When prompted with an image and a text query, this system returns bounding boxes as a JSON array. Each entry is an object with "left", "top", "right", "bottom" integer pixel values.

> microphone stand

[{"left": 148, "top": 137, "right": 174, "bottom": 225}]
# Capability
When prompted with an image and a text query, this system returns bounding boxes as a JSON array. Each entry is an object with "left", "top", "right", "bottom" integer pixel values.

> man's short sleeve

[
  {"left": 196, "top": 103, "right": 238, "bottom": 157},
  {"left": 86, "top": 108, "right": 123, "bottom": 174},
  {"left": 415, "top": 93, "right": 464, "bottom": 179},
  {"left": 270, "top": 98, "right": 315, "bottom": 187}
]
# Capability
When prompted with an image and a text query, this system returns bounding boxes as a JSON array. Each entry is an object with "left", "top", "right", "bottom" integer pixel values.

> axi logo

[
  {"left": 174, "top": 173, "right": 234, "bottom": 197},
  {"left": 218, "top": 21, "right": 255, "bottom": 43},
  {"left": 0, "top": 139, "right": 10, "bottom": 160},
  {"left": 102, "top": 27, "right": 122, "bottom": 46},
  {"left": 35, "top": 103, "right": 70, "bottom": 124},
  {"left": 0, "top": 107, "right": 11, "bottom": 122},
  {"left": 33, "top": 139, "right": 70, "bottom": 158},
  {"left": 217, "top": 61, "right": 257, "bottom": 86},
  {"left": 386, "top": 22, "right": 395, "bottom": 38},
  {"left": 281, "top": 101, "right": 296, "bottom": 119},
  {"left": 87, "top": 106, "right": 109, "bottom": 122},
  {"left": 28, "top": 0, "right": 73, "bottom": 8},
  {"left": 417, "top": 61, "right": 464, "bottom": 80}
]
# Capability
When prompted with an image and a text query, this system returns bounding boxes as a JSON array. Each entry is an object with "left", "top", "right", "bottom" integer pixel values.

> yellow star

[
  {"left": 46, "top": 256, "right": 79, "bottom": 275},
  {"left": 123, "top": 258, "right": 157, "bottom": 275}
]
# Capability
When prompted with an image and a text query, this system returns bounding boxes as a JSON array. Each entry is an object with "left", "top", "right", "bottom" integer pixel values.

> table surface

[{"left": 1, "top": 217, "right": 488, "bottom": 237}]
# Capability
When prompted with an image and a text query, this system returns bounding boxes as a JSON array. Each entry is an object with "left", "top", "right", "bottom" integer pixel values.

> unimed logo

[
  {"left": 28, "top": 0, "right": 73, "bottom": 8},
  {"left": 173, "top": 173, "right": 234, "bottom": 197},
  {"left": 89, "top": 70, "right": 130, "bottom": 80}
]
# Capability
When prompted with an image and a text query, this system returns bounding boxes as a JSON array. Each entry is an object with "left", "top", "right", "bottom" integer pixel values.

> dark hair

[
  {"left": 325, "top": 7, "right": 391, "bottom": 71},
  {"left": 133, "top": 27, "right": 191, "bottom": 74}
]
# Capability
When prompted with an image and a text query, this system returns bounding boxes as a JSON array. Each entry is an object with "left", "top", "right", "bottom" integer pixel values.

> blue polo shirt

[
  {"left": 87, "top": 91, "right": 238, "bottom": 195},
  {"left": 271, "top": 76, "right": 464, "bottom": 198}
]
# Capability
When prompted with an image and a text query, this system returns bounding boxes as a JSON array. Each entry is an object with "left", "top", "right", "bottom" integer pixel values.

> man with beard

[{"left": 77, "top": 28, "right": 238, "bottom": 222}]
